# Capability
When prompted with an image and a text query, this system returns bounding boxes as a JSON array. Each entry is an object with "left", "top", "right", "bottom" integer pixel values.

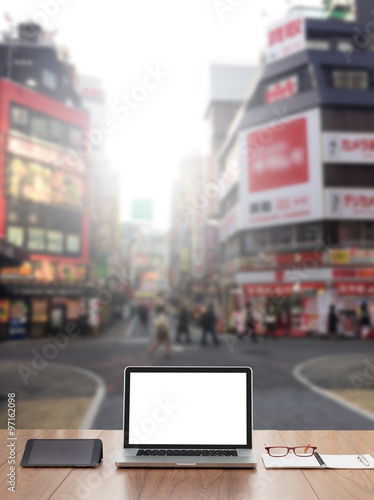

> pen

[{"left": 357, "top": 455, "right": 370, "bottom": 467}]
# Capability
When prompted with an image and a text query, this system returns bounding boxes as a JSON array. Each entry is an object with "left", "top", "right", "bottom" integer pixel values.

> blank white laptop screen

[{"left": 128, "top": 372, "right": 247, "bottom": 445}]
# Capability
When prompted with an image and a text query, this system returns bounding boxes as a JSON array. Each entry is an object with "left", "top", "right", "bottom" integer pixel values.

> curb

[{"left": 293, "top": 355, "right": 374, "bottom": 424}]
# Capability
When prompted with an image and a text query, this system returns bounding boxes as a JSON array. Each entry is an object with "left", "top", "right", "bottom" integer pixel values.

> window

[
  {"left": 338, "top": 222, "right": 361, "bottom": 244},
  {"left": 337, "top": 39, "right": 353, "bottom": 53},
  {"left": 270, "top": 226, "right": 293, "bottom": 247},
  {"left": 30, "top": 112, "right": 49, "bottom": 141},
  {"left": 68, "top": 126, "right": 83, "bottom": 151},
  {"left": 47, "top": 231, "right": 63, "bottom": 253},
  {"left": 7, "top": 226, "right": 24, "bottom": 247},
  {"left": 363, "top": 222, "right": 374, "bottom": 242},
  {"left": 10, "top": 104, "right": 30, "bottom": 135},
  {"left": 332, "top": 70, "right": 368, "bottom": 89},
  {"left": 27, "top": 228, "right": 45, "bottom": 251},
  {"left": 296, "top": 224, "right": 322, "bottom": 244},
  {"left": 307, "top": 39, "right": 330, "bottom": 50},
  {"left": 42, "top": 68, "right": 57, "bottom": 90},
  {"left": 49, "top": 119, "right": 66, "bottom": 146},
  {"left": 255, "top": 229, "right": 268, "bottom": 248},
  {"left": 66, "top": 234, "right": 80, "bottom": 253}
]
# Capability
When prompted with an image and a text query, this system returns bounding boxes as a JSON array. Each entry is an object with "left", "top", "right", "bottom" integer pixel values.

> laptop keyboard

[{"left": 137, "top": 449, "right": 238, "bottom": 457}]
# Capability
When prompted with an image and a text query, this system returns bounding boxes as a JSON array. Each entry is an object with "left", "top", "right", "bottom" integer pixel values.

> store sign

[
  {"left": 325, "top": 188, "right": 374, "bottom": 219},
  {"left": 350, "top": 248, "right": 374, "bottom": 264},
  {"left": 6, "top": 156, "right": 84, "bottom": 209},
  {"left": 248, "top": 116, "right": 309, "bottom": 193},
  {"left": 265, "top": 76, "right": 298, "bottom": 104},
  {"left": 334, "top": 282, "right": 374, "bottom": 296},
  {"left": 0, "top": 299, "right": 10, "bottom": 323},
  {"left": 191, "top": 201, "right": 205, "bottom": 278},
  {"left": 7, "top": 136, "right": 85, "bottom": 173},
  {"left": 0, "top": 260, "right": 87, "bottom": 284},
  {"left": 266, "top": 14, "right": 306, "bottom": 63},
  {"left": 8, "top": 299, "right": 28, "bottom": 338},
  {"left": 240, "top": 109, "right": 322, "bottom": 228},
  {"left": 242, "top": 282, "right": 324, "bottom": 298},
  {"left": 323, "top": 132, "right": 374, "bottom": 163}
]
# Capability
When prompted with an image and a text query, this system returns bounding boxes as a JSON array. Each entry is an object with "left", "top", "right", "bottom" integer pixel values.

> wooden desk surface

[{"left": 1, "top": 430, "right": 374, "bottom": 499}]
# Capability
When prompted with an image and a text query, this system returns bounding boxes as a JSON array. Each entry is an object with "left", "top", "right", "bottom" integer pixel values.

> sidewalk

[
  {"left": 295, "top": 354, "right": 374, "bottom": 418},
  {"left": 0, "top": 361, "right": 102, "bottom": 429}
]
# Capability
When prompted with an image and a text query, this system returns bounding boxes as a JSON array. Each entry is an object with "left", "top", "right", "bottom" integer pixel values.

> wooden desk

[{"left": 1, "top": 430, "right": 374, "bottom": 499}]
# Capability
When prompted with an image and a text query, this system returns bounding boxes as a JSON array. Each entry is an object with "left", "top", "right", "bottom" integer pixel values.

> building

[
  {"left": 0, "top": 25, "right": 92, "bottom": 340},
  {"left": 78, "top": 75, "right": 122, "bottom": 328},
  {"left": 217, "top": 0, "right": 374, "bottom": 336}
]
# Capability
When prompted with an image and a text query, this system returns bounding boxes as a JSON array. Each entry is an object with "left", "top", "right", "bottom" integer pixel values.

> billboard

[
  {"left": 6, "top": 155, "right": 84, "bottom": 209},
  {"left": 266, "top": 14, "right": 306, "bottom": 63},
  {"left": 325, "top": 188, "right": 374, "bottom": 219},
  {"left": 265, "top": 75, "right": 298, "bottom": 104},
  {"left": 240, "top": 108, "right": 323, "bottom": 229},
  {"left": 323, "top": 132, "right": 374, "bottom": 163}
]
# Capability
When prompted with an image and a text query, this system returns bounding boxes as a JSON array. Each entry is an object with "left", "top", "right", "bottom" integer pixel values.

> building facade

[{"left": 218, "top": 1, "right": 374, "bottom": 336}]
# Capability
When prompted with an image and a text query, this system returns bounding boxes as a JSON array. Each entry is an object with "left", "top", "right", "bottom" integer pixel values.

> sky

[{"left": 1, "top": 0, "right": 323, "bottom": 229}]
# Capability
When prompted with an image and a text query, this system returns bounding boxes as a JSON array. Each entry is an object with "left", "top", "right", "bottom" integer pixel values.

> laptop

[{"left": 115, "top": 366, "right": 257, "bottom": 468}]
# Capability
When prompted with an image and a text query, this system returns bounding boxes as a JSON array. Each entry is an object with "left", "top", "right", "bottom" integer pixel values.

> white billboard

[
  {"left": 239, "top": 108, "right": 323, "bottom": 229},
  {"left": 266, "top": 14, "right": 306, "bottom": 64},
  {"left": 323, "top": 132, "right": 374, "bottom": 163},
  {"left": 325, "top": 188, "right": 374, "bottom": 219}
]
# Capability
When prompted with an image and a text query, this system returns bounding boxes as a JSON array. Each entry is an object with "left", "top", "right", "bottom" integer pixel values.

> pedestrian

[
  {"left": 176, "top": 301, "right": 191, "bottom": 343},
  {"left": 200, "top": 303, "right": 220, "bottom": 346},
  {"left": 264, "top": 297, "right": 277, "bottom": 339},
  {"left": 148, "top": 306, "right": 171, "bottom": 358},
  {"left": 359, "top": 302, "right": 371, "bottom": 339},
  {"left": 243, "top": 301, "right": 257, "bottom": 343},
  {"left": 138, "top": 302, "right": 149, "bottom": 332},
  {"left": 327, "top": 304, "right": 339, "bottom": 339}
]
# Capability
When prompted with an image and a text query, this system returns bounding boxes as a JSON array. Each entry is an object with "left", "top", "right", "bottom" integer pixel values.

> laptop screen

[{"left": 124, "top": 368, "right": 251, "bottom": 448}]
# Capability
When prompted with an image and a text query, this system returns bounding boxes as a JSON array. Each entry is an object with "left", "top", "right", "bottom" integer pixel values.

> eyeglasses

[{"left": 264, "top": 444, "right": 317, "bottom": 457}]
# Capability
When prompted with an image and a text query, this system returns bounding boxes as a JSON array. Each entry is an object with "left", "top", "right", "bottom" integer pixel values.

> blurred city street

[{"left": 1, "top": 317, "right": 373, "bottom": 431}]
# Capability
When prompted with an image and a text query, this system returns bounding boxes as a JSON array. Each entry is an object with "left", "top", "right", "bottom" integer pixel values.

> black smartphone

[{"left": 20, "top": 439, "right": 103, "bottom": 467}]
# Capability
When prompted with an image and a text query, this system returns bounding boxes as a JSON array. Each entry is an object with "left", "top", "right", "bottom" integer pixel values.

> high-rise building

[
  {"left": 217, "top": 0, "right": 374, "bottom": 336},
  {"left": 0, "top": 24, "right": 92, "bottom": 340}
]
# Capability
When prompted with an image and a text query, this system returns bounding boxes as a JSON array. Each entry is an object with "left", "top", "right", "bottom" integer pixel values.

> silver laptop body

[{"left": 115, "top": 366, "right": 257, "bottom": 468}]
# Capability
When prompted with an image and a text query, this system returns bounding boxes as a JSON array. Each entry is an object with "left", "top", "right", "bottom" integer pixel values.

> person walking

[
  {"left": 359, "top": 302, "right": 371, "bottom": 339},
  {"left": 176, "top": 301, "right": 191, "bottom": 343},
  {"left": 264, "top": 298, "right": 277, "bottom": 339},
  {"left": 242, "top": 301, "right": 257, "bottom": 343},
  {"left": 327, "top": 304, "right": 339, "bottom": 339},
  {"left": 138, "top": 302, "right": 149, "bottom": 332},
  {"left": 200, "top": 303, "right": 220, "bottom": 346},
  {"left": 148, "top": 306, "right": 171, "bottom": 358}
]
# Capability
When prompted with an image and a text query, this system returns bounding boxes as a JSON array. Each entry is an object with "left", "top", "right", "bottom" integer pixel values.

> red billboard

[{"left": 247, "top": 116, "right": 309, "bottom": 193}]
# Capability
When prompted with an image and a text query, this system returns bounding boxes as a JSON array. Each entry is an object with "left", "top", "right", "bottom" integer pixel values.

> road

[{"left": 1, "top": 317, "right": 373, "bottom": 430}]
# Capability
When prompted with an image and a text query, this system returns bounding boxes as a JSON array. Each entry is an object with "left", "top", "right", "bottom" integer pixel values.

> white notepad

[{"left": 262, "top": 453, "right": 374, "bottom": 469}]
